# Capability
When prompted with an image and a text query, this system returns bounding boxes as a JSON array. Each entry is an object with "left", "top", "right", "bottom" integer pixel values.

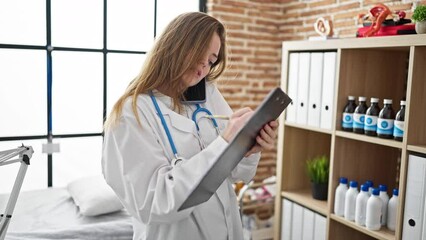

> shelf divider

[
  {"left": 407, "top": 144, "right": 426, "bottom": 155},
  {"left": 335, "top": 130, "right": 403, "bottom": 149},
  {"left": 284, "top": 122, "right": 333, "bottom": 135},
  {"left": 330, "top": 214, "right": 396, "bottom": 240},
  {"left": 281, "top": 189, "right": 328, "bottom": 216}
]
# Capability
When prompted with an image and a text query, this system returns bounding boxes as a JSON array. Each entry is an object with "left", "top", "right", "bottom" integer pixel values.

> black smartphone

[{"left": 182, "top": 78, "right": 206, "bottom": 103}]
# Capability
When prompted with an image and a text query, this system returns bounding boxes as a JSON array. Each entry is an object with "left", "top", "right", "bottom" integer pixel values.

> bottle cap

[
  {"left": 379, "top": 184, "right": 387, "bottom": 191},
  {"left": 350, "top": 180, "right": 358, "bottom": 188},
  {"left": 384, "top": 99, "right": 393, "bottom": 104},
  {"left": 393, "top": 188, "right": 399, "bottom": 196},
  {"left": 400, "top": 100, "right": 406, "bottom": 106},
  {"left": 361, "top": 184, "right": 369, "bottom": 192},
  {"left": 358, "top": 96, "right": 366, "bottom": 101},
  {"left": 365, "top": 180, "right": 373, "bottom": 187},
  {"left": 348, "top": 96, "right": 355, "bottom": 100},
  {"left": 370, "top": 98, "right": 379, "bottom": 103},
  {"left": 372, "top": 188, "right": 379, "bottom": 196},
  {"left": 339, "top": 177, "right": 348, "bottom": 184}
]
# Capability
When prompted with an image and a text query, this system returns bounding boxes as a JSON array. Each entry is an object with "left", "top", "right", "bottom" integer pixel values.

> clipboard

[{"left": 178, "top": 87, "right": 292, "bottom": 211}]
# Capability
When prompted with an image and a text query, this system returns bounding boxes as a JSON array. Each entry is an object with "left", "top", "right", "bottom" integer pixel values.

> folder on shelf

[
  {"left": 281, "top": 199, "right": 293, "bottom": 240},
  {"left": 296, "top": 52, "right": 311, "bottom": 125},
  {"left": 303, "top": 207, "right": 315, "bottom": 240},
  {"left": 292, "top": 203, "right": 304, "bottom": 240},
  {"left": 314, "top": 213, "right": 327, "bottom": 240},
  {"left": 307, "top": 52, "right": 324, "bottom": 128},
  {"left": 320, "top": 52, "right": 337, "bottom": 130},
  {"left": 286, "top": 53, "right": 299, "bottom": 123},
  {"left": 402, "top": 154, "right": 426, "bottom": 240}
]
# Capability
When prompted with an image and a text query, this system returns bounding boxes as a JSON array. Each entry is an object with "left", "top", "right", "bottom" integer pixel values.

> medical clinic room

[{"left": 1, "top": 0, "right": 426, "bottom": 240}]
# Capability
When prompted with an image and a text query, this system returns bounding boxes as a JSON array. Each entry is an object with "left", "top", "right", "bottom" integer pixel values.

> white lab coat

[{"left": 102, "top": 82, "right": 260, "bottom": 240}]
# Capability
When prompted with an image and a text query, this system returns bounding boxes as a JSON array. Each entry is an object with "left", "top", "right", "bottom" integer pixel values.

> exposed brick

[{"left": 308, "top": 0, "right": 337, "bottom": 8}]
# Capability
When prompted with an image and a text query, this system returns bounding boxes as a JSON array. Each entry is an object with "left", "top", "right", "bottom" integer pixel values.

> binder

[
  {"left": 296, "top": 53, "right": 310, "bottom": 125},
  {"left": 402, "top": 154, "right": 426, "bottom": 240},
  {"left": 314, "top": 213, "right": 327, "bottom": 240},
  {"left": 281, "top": 199, "right": 293, "bottom": 240},
  {"left": 292, "top": 203, "right": 304, "bottom": 239},
  {"left": 286, "top": 53, "right": 299, "bottom": 123},
  {"left": 307, "top": 52, "right": 324, "bottom": 128},
  {"left": 320, "top": 52, "right": 337, "bottom": 130},
  {"left": 302, "top": 208, "right": 315, "bottom": 240}
]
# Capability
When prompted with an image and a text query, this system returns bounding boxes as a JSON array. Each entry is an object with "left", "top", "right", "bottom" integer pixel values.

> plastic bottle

[
  {"left": 342, "top": 96, "right": 357, "bottom": 132},
  {"left": 393, "top": 100, "right": 406, "bottom": 141},
  {"left": 387, "top": 189, "right": 399, "bottom": 231},
  {"left": 353, "top": 96, "right": 367, "bottom": 134},
  {"left": 377, "top": 99, "right": 395, "bottom": 139},
  {"left": 364, "top": 98, "right": 381, "bottom": 136},
  {"left": 379, "top": 185, "right": 389, "bottom": 226},
  {"left": 344, "top": 180, "right": 358, "bottom": 221},
  {"left": 355, "top": 184, "right": 370, "bottom": 226},
  {"left": 365, "top": 180, "right": 374, "bottom": 196},
  {"left": 334, "top": 177, "right": 348, "bottom": 217},
  {"left": 366, "top": 188, "right": 382, "bottom": 231}
]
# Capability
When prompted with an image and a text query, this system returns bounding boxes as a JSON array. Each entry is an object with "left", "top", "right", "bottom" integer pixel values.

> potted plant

[
  {"left": 413, "top": 5, "right": 426, "bottom": 34},
  {"left": 306, "top": 155, "right": 329, "bottom": 200}
]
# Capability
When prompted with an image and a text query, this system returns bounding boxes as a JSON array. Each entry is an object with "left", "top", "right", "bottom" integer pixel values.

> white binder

[
  {"left": 402, "top": 154, "right": 426, "bottom": 240},
  {"left": 307, "top": 52, "right": 324, "bottom": 128},
  {"left": 292, "top": 203, "right": 304, "bottom": 240},
  {"left": 302, "top": 208, "right": 315, "bottom": 240},
  {"left": 281, "top": 199, "right": 293, "bottom": 240},
  {"left": 296, "top": 53, "right": 310, "bottom": 125},
  {"left": 286, "top": 53, "right": 299, "bottom": 123},
  {"left": 314, "top": 213, "right": 327, "bottom": 240},
  {"left": 320, "top": 52, "right": 337, "bottom": 130}
]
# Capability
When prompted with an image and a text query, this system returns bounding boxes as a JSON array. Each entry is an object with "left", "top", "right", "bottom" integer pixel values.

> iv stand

[{"left": 0, "top": 145, "right": 33, "bottom": 240}]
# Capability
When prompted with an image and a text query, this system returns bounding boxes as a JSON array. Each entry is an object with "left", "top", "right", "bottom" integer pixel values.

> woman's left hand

[{"left": 245, "top": 120, "right": 279, "bottom": 157}]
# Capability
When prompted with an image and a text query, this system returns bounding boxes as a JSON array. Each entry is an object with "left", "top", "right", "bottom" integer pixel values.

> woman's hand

[
  {"left": 221, "top": 107, "right": 279, "bottom": 157},
  {"left": 244, "top": 120, "right": 279, "bottom": 157},
  {"left": 221, "top": 107, "right": 253, "bottom": 143}
]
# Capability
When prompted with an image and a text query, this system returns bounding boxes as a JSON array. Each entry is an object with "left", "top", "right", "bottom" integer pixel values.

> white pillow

[{"left": 67, "top": 175, "right": 123, "bottom": 216}]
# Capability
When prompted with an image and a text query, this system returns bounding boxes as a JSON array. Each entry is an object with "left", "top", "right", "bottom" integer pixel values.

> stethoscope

[{"left": 149, "top": 91, "right": 224, "bottom": 165}]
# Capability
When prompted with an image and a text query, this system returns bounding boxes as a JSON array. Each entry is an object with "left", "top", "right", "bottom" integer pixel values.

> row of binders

[
  {"left": 285, "top": 51, "right": 337, "bottom": 130},
  {"left": 281, "top": 199, "right": 326, "bottom": 240}
]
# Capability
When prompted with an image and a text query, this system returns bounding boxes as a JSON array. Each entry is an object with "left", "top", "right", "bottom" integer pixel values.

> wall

[{"left": 207, "top": 0, "right": 425, "bottom": 182}]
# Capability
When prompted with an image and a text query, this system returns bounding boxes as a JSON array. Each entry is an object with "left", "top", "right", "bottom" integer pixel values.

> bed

[{"left": 0, "top": 176, "right": 133, "bottom": 240}]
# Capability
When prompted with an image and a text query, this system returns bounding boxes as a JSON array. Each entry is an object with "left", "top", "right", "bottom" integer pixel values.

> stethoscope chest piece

[{"left": 172, "top": 157, "right": 183, "bottom": 166}]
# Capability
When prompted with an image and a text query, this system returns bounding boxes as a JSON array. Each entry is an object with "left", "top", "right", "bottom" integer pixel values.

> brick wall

[{"left": 207, "top": 0, "right": 425, "bottom": 182}]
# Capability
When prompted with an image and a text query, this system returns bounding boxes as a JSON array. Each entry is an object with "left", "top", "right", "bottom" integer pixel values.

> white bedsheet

[{"left": 0, "top": 188, "right": 133, "bottom": 240}]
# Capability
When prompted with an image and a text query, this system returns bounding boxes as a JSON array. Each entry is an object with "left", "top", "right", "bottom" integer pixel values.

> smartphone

[{"left": 182, "top": 78, "right": 206, "bottom": 103}]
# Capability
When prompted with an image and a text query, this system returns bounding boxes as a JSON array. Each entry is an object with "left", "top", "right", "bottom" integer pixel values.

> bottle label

[
  {"left": 377, "top": 118, "right": 394, "bottom": 135},
  {"left": 364, "top": 116, "right": 378, "bottom": 131},
  {"left": 353, "top": 113, "right": 365, "bottom": 129},
  {"left": 393, "top": 120, "right": 404, "bottom": 137},
  {"left": 342, "top": 113, "right": 353, "bottom": 128}
]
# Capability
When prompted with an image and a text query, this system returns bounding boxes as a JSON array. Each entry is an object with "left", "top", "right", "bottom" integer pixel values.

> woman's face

[{"left": 182, "top": 32, "right": 221, "bottom": 87}]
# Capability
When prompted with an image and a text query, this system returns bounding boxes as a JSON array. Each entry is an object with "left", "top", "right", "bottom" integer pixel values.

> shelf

[
  {"left": 284, "top": 122, "right": 332, "bottom": 135},
  {"left": 330, "top": 214, "right": 395, "bottom": 240},
  {"left": 281, "top": 189, "right": 328, "bottom": 216},
  {"left": 335, "top": 130, "right": 403, "bottom": 149},
  {"left": 407, "top": 145, "right": 426, "bottom": 155}
]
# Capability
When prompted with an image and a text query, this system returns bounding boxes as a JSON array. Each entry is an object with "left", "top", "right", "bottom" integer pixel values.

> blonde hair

[{"left": 104, "top": 12, "right": 227, "bottom": 129}]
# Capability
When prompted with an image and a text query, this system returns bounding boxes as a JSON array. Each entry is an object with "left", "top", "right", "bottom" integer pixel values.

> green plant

[
  {"left": 306, "top": 155, "right": 329, "bottom": 184},
  {"left": 413, "top": 5, "right": 426, "bottom": 22}
]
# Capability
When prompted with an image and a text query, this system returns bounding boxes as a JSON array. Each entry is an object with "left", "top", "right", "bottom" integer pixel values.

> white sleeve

[
  {"left": 102, "top": 107, "right": 228, "bottom": 224},
  {"left": 209, "top": 84, "right": 261, "bottom": 184}
]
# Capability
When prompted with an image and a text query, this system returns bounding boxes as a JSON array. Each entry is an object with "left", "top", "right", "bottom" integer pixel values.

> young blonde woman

[{"left": 102, "top": 12, "right": 278, "bottom": 240}]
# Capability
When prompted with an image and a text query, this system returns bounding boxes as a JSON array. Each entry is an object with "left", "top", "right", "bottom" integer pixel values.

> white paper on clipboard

[{"left": 178, "top": 87, "right": 292, "bottom": 211}]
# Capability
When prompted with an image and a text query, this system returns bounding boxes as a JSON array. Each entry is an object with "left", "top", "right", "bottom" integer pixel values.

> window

[{"left": 0, "top": 0, "right": 203, "bottom": 193}]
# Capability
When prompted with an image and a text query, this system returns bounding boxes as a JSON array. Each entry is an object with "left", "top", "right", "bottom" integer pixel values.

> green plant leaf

[
  {"left": 413, "top": 5, "right": 426, "bottom": 22},
  {"left": 306, "top": 155, "right": 329, "bottom": 184}
]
